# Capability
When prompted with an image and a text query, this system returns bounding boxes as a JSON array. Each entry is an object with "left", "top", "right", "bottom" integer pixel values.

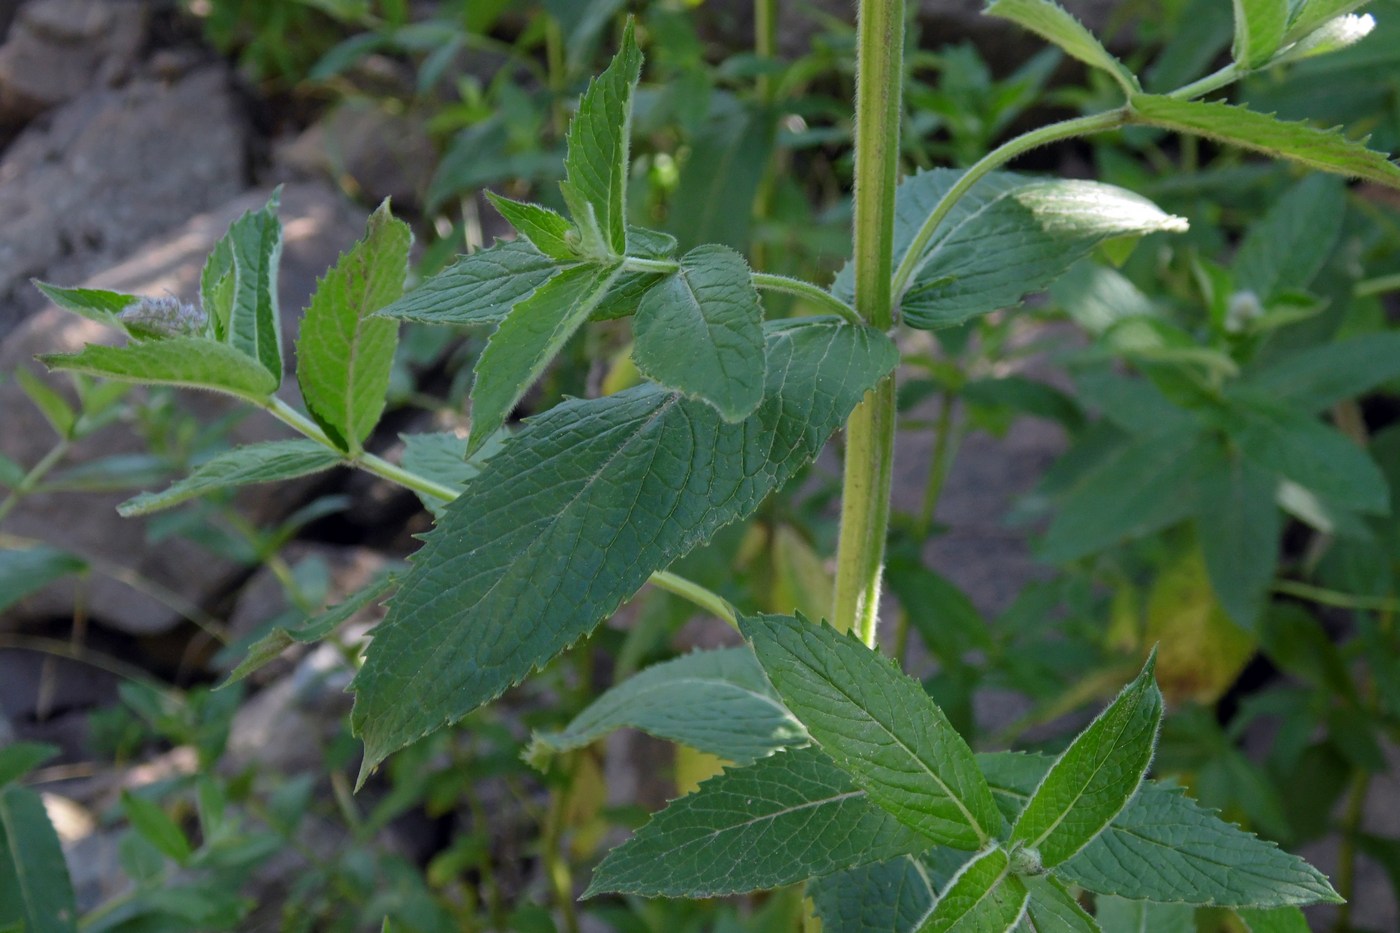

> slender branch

[
  {"left": 620, "top": 256, "right": 680, "bottom": 275},
  {"left": 890, "top": 109, "right": 1129, "bottom": 299},
  {"left": 0, "top": 439, "right": 71, "bottom": 525},
  {"left": 650, "top": 570, "right": 739, "bottom": 630},
  {"left": 752, "top": 273, "right": 862, "bottom": 325},
  {"left": 1273, "top": 579, "right": 1400, "bottom": 613},
  {"left": 1167, "top": 62, "right": 1242, "bottom": 101}
]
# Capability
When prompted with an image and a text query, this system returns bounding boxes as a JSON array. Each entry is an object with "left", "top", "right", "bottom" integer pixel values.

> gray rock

[
  {"left": 0, "top": 66, "right": 246, "bottom": 338},
  {"left": 0, "top": 182, "right": 368, "bottom": 635},
  {"left": 275, "top": 98, "right": 436, "bottom": 210},
  {"left": 0, "top": 0, "right": 146, "bottom": 124}
]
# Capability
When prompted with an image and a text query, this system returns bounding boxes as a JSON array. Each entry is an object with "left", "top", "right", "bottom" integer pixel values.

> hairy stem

[
  {"left": 751, "top": 272, "right": 862, "bottom": 324},
  {"left": 0, "top": 439, "right": 71, "bottom": 525},
  {"left": 833, "top": 0, "right": 904, "bottom": 645}
]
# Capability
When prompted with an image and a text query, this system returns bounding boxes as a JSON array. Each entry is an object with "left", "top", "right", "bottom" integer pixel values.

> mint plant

[{"left": 12, "top": 0, "right": 1400, "bottom": 928}]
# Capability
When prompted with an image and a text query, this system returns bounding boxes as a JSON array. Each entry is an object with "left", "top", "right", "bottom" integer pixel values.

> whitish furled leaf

[
  {"left": 916, "top": 847, "right": 1028, "bottom": 933},
  {"left": 984, "top": 0, "right": 1138, "bottom": 92},
  {"left": 296, "top": 201, "right": 412, "bottom": 451},
  {"left": 1233, "top": 0, "right": 1290, "bottom": 66},
  {"left": 1235, "top": 332, "right": 1400, "bottom": 414},
  {"left": 468, "top": 263, "right": 621, "bottom": 455},
  {"left": 1093, "top": 898, "right": 1192, "bottom": 933},
  {"left": 0, "top": 547, "right": 86, "bottom": 615},
  {"left": 1283, "top": 0, "right": 1370, "bottom": 43},
  {"left": 1235, "top": 907, "right": 1310, "bottom": 932},
  {"left": 1128, "top": 95, "right": 1400, "bottom": 188},
  {"left": 1022, "top": 877, "right": 1099, "bottom": 933},
  {"left": 375, "top": 239, "right": 561, "bottom": 326},
  {"left": 1009, "top": 655, "right": 1162, "bottom": 867},
  {"left": 223, "top": 190, "right": 285, "bottom": 383},
  {"left": 560, "top": 19, "right": 641, "bottom": 257},
  {"left": 350, "top": 319, "right": 897, "bottom": 779},
  {"left": 527, "top": 647, "right": 806, "bottom": 768},
  {"left": 117, "top": 439, "right": 343, "bottom": 517},
  {"left": 742, "top": 614, "right": 1001, "bottom": 849},
  {"left": 584, "top": 746, "right": 931, "bottom": 898},
  {"left": 1195, "top": 449, "right": 1280, "bottom": 631},
  {"left": 633, "top": 244, "right": 766, "bottom": 421},
  {"left": 0, "top": 785, "right": 79, "bottom": 933},
  {"left": 1275, "top": 11, "right": 1374, "bottom": 61},
  {"left": 40, "top": 338, "right": 278, "bottom": 404},
  {"left": 33, "top": 282, "right": 135, "bottom": 328},
  {"left": 485, "top": 193, "right": 577, "bottom": 260},
  {"left": 810, "top": 856, "right": 936, "bottom": 933}
]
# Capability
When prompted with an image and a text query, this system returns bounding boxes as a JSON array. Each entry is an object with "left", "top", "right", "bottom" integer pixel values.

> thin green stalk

[
  {"left": 890, "top": 109, "right": 1130, "bottom": 299},
  {"left": 0, "top": 439, "right": 71, "bottom": 525},
  {"left": 832, "top": 0, "right": 904, "bottom": 646},
  {"left": 1167, "top": 62, "right": 1242, "bottom": 101},
  {"left": 916, "top": 390, "right": 960, "bottom": 538},
  {"left": 751, "top": 0, "right": 779, "bottom": 272},
  {"left": 1355, "top": 272, "right": 1400, "bottom": 297},
  {"left": 1273, "top": 579, "right": 1400, "bottom": 613},
  {"left": 751, "top": 272, "right": 862, "bottom": 324},
  {"left": 650, "top": 570, "right": 739, "bottom": 630}
]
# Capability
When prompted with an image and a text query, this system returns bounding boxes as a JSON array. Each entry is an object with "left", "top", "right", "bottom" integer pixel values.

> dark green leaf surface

[
  {"left": 916, "top": 846, "right": 1027, "bottom": 933},
  {"left": 1093, "top": 898, "right": 1192, "bottom": 933},
  {"left": 40, "top": 338, "right": 279, "bottom": 404},
  {"left": 1010, "top": 656, "right": 1162, "bottom": 866},
  {"left": 0, "top": 785, "right": 78, "bottom": 933},
  {"left": 1022, "top": 877, "right": 1098, "bottom": 933},
  {"left": 984, "top": 0, "right": 1137, "bottom": 90},
  {"left": 351, "top": 319, "right": 897, "bottom": 778},
  {"left": 398, "top": 429, "right": 509, "bottom": 516},
  {"left": 585, "top": 746, "right": 931, "bottom": 898},
  {"left": 375, "top": 239, "right": 560, "bottom": 326},
  {"left": 559, "top": 20, "right": 640, "bottom": 256},
  {"left": 117, "top": 439, "right": 342, "bottom": 517},
  {"left": 742, "top": 615, "right": 1000, "bottom": 849},
  {"left": 485, "top": 192, "right": 577, "bottom": 260},
  {"left": 14, "top": 369, "right": 76, "bottom": 439},
  {"left": 633, "top": 244, "right": 766, "bottom": 421},
  {"left": 1232, "top": 175, "right": 1344, "bottom": 301},
  {"left": 295, "top": 201, "right": 411, "bottom": 450},
  {"left": 810, "top": 856, "right": 936, "bottom": 933},
  {"left": 666, "top": 102, "right": 775, "bottom": 252},
  {"left": 1129, "top": 95, "right": 1400, "bottom": 188},
  {"left": 0, "top": 744, "right": 58, "bottom": 789},
  {"left": 1233, "top": 0, "right": 1289, "bottom": 66},
  {"left": 468, "top": 263, "right": 621, "bottom": 455},
  {"left": 0, "top": 546, "right": 86, "bottom": 614},
  {"left": 527, "top": 646, "right": 806, "bottom": 768},
  {"left": 33, "top": 281, "right": 135, "bottom": 328},
  {"left": 1195, "top": 448, "right": 1280, "bottom": 631},
  {"left": 223, "top": 190, "right": 285, "bottom": 383},
  {"left": 120, "top": 792, "right": 192, "bottom": 864},
  {"left": 1235, "top": 332, "right": 1400, "bottom": 413}
]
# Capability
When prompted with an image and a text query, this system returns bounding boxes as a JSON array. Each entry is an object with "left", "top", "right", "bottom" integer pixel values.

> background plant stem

[{"left": 832, "top": 0, "right": 904, "bottom": 646}]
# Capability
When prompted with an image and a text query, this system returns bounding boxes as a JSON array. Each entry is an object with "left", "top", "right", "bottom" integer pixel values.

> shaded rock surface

[{"left": 0, "top": 0, "right": 146, "bottom": 123}]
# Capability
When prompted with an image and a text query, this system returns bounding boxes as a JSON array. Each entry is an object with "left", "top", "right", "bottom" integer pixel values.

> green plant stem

[
  {"left": 0, "top": 438, "right": 70, "bottom": 525},
  {"left": 890, "top": 109, "right": 1129, "bottom": 299},
  {"left": 263, "top": 397, "right": 738, "bottom": 628},
  {"left": 1167, "top": 62, "right": 1242, "bottom": 100},
  {"left": 832, "top": 0, "right": 904, "bottom": 646},
  {"left": 1355, "top": 272, "right": 1400, "bottom": 297},
  {"left": 1335, "top": 764, "right": 1373, "bottom": 930},
  {"left": 1273, "top": 579, "right": 1400, "bottom": 613},
  {"left": 917, "top": 390, "right": 960, "bottom": 538},
  {"left": 751, "top": 0, "right": 779, "bottom": 272},
  {"left": 751, "top": 273, "right": 863, "bottom": 324}
]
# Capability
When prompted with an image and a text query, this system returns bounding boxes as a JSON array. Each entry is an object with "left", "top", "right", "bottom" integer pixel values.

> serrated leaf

[
  {"left": 485, "top": 192, "right": 577, "bottom": 260},
  {"left": 1128, "top": 95, "right": 1400, "bottom": 188},
  {"left": 1235, "top": 332, "right": 1400, "bottom": 413},
  {"left": 633, "top": 244, "right": 766, "bottom": 421},
  {"left": 200, "top": 230, "right": 235, "bottom": 341},
  {"left": 223, "top": 190, "right": 285, "bottom": 383},
  {"left": 1195, "top": 449, "right": 1280, "bottom": 631},
  {"left": 1022, "top": 877, "right": 1099, "bottom": 933},
  {"left": 33, "top": 281, "right": 135, "bottom": 328},
  {"left": 0, "top": 547, "right": 87, "bottom": 614},
  {"left": 1233, "top": 0, "right": 1290, "bottom": 66},
  {"left": 741, "top": 614, "right": 1000, "bottom": 849},
  {"left": 984, "top": 0, "right": 1138, "bottom": 92},
  {"left": 120, "top": 791, "right": 192, "bottom": 864},
  {"left": 351, "top": 319, "right": 897, "bottom": 779},
  {"left": 14, "top": 368, "right": 76, "bottom": 438},
  {"left": 809, "top": 855, "right": 936, "bottom": 933},
  {"left": 468, "top": 262, "right": 622, "bottom": 455},
  {"left": 0, "top": 744, "right": 59, "bottom": 789},
  {"left": 117, "top": 439, "right": 342, "bottom": 517},
  {"left": 527, "top": 646, "right": 806, "bottom": 768},
  {"left": 1234, "top": 907, "right": 1310, "bottom": 932},
  {"left": 916, "top": 847, "right": 1028, "bottom": 933},
  {"left": 296, "top": 200, "right": 412, "bottom": 451},
  {"left": 40, "top": 338, "right": 279, "bottom": 403},
  {"left": 585, "top": 746, "right": 932, "bottom": 898},
  {"left": 1010, "top": 655, "right": 1162, "bottom": 867},
  {"left": 560, "top": 19, "right": 640, "bottom": 257},
  {"left": 398, "top": 429, "right": 508, "bottom": 516},
  {"left": 0, "top": 785, "right": 79, "bottom": 933},
  {"left": 853, "top": 171, "right": 1185, "bottom": 330},
  {"left": 376, "top": 239, "right": 561, "bottom": 326},
  {"left": 1283, "top": 0, "right": 1370, "bottom": 43},
  {"left": 1093, "top": 898, "right": 1192, "bottom": 933}
]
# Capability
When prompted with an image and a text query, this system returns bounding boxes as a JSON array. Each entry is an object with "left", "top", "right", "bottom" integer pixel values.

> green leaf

[
  {"left": 117, "top": 439, "right": 342, "bottom": 517},
  {"left": 468, "top": 262, "right": 622, "bottom": 455},
  {"left": 120, "top": 791, "right": 192, "bottom": 864},
  {"left": 984, "top": 0, "right": 1138, "bottom": 92},
  {"left": 1093, "top": 898, "right": 1192, "bottom": 933},
  {"left": 1022, "top": 877, "right": 1099, "bottom": 933},
  {"left": 742, "top": 614, "right": 1000, "bottom": 849},
  {"left": 586, "top": 746, "right": 931, "bottom": 898},
  {"left": 1233, "top": 0, "right": 1290, "bottom": 66},
  {"left": 0, "top": 546, "right": 87, "bottom": 614},
  {"left": 1225, "top": 398, "right": 1389, "bottom": 514},
  {"left": 1234, "top": 907, "right": 1311, "bottom": 933},
  {"left": 1009, "top": 654, "right": 1162, "bottom": 867},
  {"left": 1235, "top": 332, "right": 1400, "bottom": 413},
  {"left": 559, "top": 19, "right": 640, "bottom": 257},
  {"left": 666, "top": 101, "right": 776, "bottom": 252},
  {"left": 916, "top": 847, "right": 1028, "bottom": 933},
  {"left": 223, "top": 189, "right": 286, "bottom": 383},
  {"left": 485, "top": 192, "right": 577, "bottom": 260},
  {"left": 633, "top": 244, "right": 766, "bottom": 421},
  {"left": 295, "top": 200, "right": 412, "bottom": 451},
  {"left": 351, "top": 319, "right": 896, "bottom": 779},
  {"left": 1195, "top": 447, "right": 1280, "bottom": 631},
  {"left": 0, "top": 744, "right": 59, "bottom": 789},
  {"left": 1128, "top": 95, "right": 1400, "bottom": 189},
  {"left": 1283, "top": 0, "right": 1370, "bottom": 43},
  {"left": 868, "top": 171, "right": 1185, "bottom": 330},
  {"left": 33, "top": 281, "right": 135, "bottom": 328},
  {"left": 201, "top": 229, "right": 235, "bottom": 341},
  {"left": 375, "top": 239, "right": 561, "bottom": 326},
  {"left": 1232, "top": 175, "right": 1345, "bottom": 301},
  {"left": 809, "top": 856, "right": 935, "bottom": 933},
  {"left": 40, "top": 338, "right": 279, "bottom": 404},
  {"left": 0, "top": 785, "right": 79, "bottom": 933},
  {"left": 14, "top": 368, "right": 76, "bottom": 439},
  {"left": 526, "top": 647, "right": 806, "bottom": 769}
]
